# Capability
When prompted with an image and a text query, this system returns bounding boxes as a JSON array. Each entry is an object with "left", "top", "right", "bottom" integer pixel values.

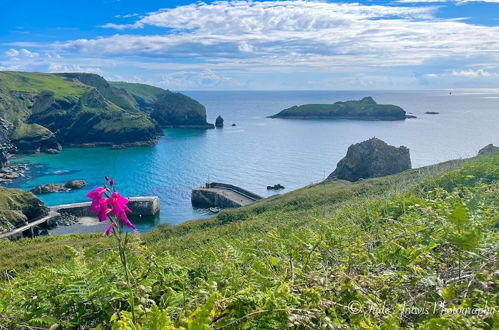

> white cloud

[
  {"left": 159, "top": 69, "right": 237, "bottom": 89},
  {"left": 20, "top": 48, "right": 39, "bottom": 57},
  {"left": 5, "top": 48, "right": 40, "bottom": 58},
  {"left": 397, "top": 0, "right": 499, "bottom": 3},
  {"left": 3, "top": 1, "right": 499, "bottom": 89},
  {"left": 452, "top": 69, "right": 498, "bottom": 77},
  {"left": 426, "top": 69, "right": 499, "bottom": 78},
  {"left": 47, "top": 63, "right": 104, "bottom": 74},
  {"left": 56, "top": 0, "right": 499, "bottom": 71},
  {"left": 5, "top": 48, "right": 19, "bottom": 57}
]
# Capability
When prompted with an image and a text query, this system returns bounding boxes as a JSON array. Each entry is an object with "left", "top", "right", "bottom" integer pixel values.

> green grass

[
  {"left": 0, "top": 153, "right": 497, "bottom": 328},
  {"left": 0, "top": 187, "right": 46, "bottom": 232},
  {"left": 110, "top": 81, "right": 164, "bottom": 104},
  {"left": 0, "top": 71, "right": 87, "bottom": 99},
  {"left": 11, "top": 122, "right": 53, "bottom": 140}
]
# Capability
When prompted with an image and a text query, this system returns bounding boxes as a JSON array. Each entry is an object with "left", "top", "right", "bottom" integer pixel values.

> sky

[{"left": 1, "top": 0, "right": 498, "bottom": 90}]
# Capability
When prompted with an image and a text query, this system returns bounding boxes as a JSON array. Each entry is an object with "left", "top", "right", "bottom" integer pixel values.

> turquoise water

[{"left": 7, "top": 90, "right": 499, "bottom": 230}]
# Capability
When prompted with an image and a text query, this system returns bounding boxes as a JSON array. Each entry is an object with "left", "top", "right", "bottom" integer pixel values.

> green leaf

[
  {"left": 448, "top": 201, "right": 468, "bottom": 230},
  {"left": 442, "top": 284, "right": 455, "bottom": 301}
]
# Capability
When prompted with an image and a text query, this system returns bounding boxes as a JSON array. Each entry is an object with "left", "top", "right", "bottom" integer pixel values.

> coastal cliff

[
  {"left": 270, "top": 96, "right": 407, "bottom": 120},
  {"left": 0, "top": 187, "right": 47, "bottom": 233},
  {"left": 111, "top": 81, "right": 214, "bottom": 128},
  {"left": 0, "top": 72, "right": 212, "bottom": 156}
]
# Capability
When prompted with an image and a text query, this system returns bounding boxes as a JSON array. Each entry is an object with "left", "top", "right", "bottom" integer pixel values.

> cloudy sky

[{"left": 1, "top": 0, "right": 498, "bottom": 90}]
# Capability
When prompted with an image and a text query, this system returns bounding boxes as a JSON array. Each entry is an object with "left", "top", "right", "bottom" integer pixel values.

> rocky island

[
  {"left": 328, "top": 137, "right": 411, "bottom": 181},
  {"left": 0, "top": 71, "right": 214, "bottom": 158},
  {"left": 269, "top": 96, "right": 407, "bottom": 120}
]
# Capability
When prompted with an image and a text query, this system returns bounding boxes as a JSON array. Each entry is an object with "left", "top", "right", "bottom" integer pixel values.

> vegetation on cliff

[
  {"left": 0, "top": 151, "right": 497, "bottom": 328},
  {"left": 0, "top": 187, "right": 47, "bottom": 232},
  {"left": 111, "top": 81, "right": 213, "bottom": 128},
  {"left": 0, "top": 72, "right": 212, "bottom": 154},
  {"left": 270, "top": 96, "right": 407, "bottom": 120}
]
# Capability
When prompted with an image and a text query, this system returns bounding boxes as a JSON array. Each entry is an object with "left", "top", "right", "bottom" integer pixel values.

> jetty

[
  {"left": 0, "top": 196, "right": 159, "bottom": 241},
  {"left": 191, "top": 182, "right": 262, "bottom": 209}
]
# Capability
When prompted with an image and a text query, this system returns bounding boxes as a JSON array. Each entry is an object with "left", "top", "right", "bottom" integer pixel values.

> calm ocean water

[{"left": 7, "top": 90, "right": 499, "bottom": 231}]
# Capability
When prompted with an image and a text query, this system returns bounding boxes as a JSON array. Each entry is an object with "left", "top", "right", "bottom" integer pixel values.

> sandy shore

[{"left": 48, "top": 216, "right": 108, "bottom": 236}]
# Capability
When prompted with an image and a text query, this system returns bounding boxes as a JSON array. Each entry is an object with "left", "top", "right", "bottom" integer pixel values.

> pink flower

[
  {"left": 87, "top": 187, "right": 107, "bottom": 212},
  {"left": 118, "top": 211, "right": 137, "bottom": 230},
  {"left": 108, "top": 192, "right": 132, "bottom": 216},
  {"left": 104, "top": 222, "right": 115, "bottom": 236},
  {"left": 107, "top": 192, "right": 136, "bottom": 230},
  {"left": 96, "top": 199, "right": 111, "bottom": 221}
]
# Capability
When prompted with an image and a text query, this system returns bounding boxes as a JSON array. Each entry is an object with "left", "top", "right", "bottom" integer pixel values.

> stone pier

[
  {"left": 0, "top": 196, "right": 160, "bottom": 240},
  {"left": 191, "top": 182, "right": 262, "bottom": 208}
]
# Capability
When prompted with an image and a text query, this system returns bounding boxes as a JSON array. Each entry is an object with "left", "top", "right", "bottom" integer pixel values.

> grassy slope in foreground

[
  {"left": 270, "top": 96, "right": 407, "bottom": 120},
  {"left": 0, "top": 153, "right": 498, "bottom": 328}
]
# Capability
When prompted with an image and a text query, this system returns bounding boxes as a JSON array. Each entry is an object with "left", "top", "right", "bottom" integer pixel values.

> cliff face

[
  {"left": 151, "top": 91, "right": 213, "bottom": 127},
  {"left": 271, "top": 97, "right": 407, "bottom": 120},
  {"left": 0, "top": 72, "right": 211, "bottom": 154},
  {"left": 0, "top": 187, "right": 47, "bottom": 232},
  {"left": 110, "top": 82, "right": 214, "bottom": 128},
  {"left": 0, "top": 119, "right": 13, "bottom": 168},
  {"left": 328, "top": 138, "right": 411, "bottom": 181}
]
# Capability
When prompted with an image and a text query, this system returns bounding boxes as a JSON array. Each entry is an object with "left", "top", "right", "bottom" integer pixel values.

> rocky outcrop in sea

[
  {"left": 30, "top": 180, "right": 87, "bottom": 194},
  {"left": 215, "top": 115, "right": 224, "bottom": 128},
  {"left": 328, "top": 137, "right": 411, "bottom": 181}
]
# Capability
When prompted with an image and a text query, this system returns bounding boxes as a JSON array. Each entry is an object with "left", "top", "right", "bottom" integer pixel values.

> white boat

[{"left": 209, "top": 207, "right": 221, "bottom": 213}]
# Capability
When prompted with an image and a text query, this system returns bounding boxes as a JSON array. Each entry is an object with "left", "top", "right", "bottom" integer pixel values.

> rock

[
  {"left": 111, "top": 144, "right": 128, "bottom": 150},
  {"left": 0, "top": 150, "right": 7, "bottom": 168},
  {"left": 10, "top": 122, "right": 62, "bottom": 154},
  {"left": 30, "top": 184, "right": 67, "bottom": 194},
  {"left": 478, "top": 144, "right": 499, "bottom": 155},
  {"left": 267, "top": 184, "right": 285, "bottom": 190},
  {"left": 64, "top": 180, "right": 87, "bottom": 190},
  {"left": 232, "top": 123, "right": 236, "bottom": 126},
  {"left": 45, "top": 148, "right": 60, "bottom": 154},
  {"left": 0, "top": 187, "right": 48, "bottom": 230},
  {"left": 405, "top": 115, "right": 417, "bottom": 119},
  {"left": 328, "top": 138, "right": 411, "bottom": 182},
  {"left": 425, "top": 111, "right": 439, "bottom": 115},
  {"left": 215, "top": 115, "right": 224, "bottom": 128},
  {"left": 30, "top": 179, "right": 87, "bottom": 194}
]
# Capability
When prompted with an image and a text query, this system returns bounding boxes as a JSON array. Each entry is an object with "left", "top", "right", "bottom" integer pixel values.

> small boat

[{"left": 209, "top": 207, "right": 221, "bottom": 213}]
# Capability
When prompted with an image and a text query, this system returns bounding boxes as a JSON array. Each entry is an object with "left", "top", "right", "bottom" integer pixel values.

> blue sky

[{"left": 1, "top": 0, "right": 498, "bottom": 90}]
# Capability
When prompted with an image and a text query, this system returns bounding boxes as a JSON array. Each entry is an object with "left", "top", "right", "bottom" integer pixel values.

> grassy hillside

[
  {"left": 112, "top": 81, "right": 213, "bottom": 127},
  {"left": 0, "top": 71, "right": 161, "bottom": 149},
  {"left": 0, "top": 153, "right": 497, "bottom": 328},
  {"left": 0, "top": 187, "right": 47, "bottom": 232},
  {"left": 110, "top": 81, "right": 164, "bottom": 106},
  {"left": 271, "top": 96, "right": 407, "bottom": 120}
]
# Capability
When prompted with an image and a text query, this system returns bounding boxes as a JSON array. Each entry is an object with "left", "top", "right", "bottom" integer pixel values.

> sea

[{"left": 6, "top": 90, "right": 499, "bottom": 232}]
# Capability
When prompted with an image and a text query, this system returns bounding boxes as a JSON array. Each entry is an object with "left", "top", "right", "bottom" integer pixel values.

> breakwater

[
  {"left": 0, "top": 196, "right": 160, "bottom": 240},
  {"left": 191, "top": 182, "right": 262, "bottom": 208}
]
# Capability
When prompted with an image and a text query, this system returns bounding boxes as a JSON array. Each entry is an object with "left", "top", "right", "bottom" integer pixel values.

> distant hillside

[
  {"left": 270, "top": 96, "right": 407, "bottom": 120},
  {"left": 111, "top": 81, "right": 214, "bottom": 128},
  {"left": 0, "top": 72, "right": 213, "bottom": 158}
]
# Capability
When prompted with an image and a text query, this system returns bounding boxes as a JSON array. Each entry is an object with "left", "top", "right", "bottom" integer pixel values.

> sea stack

[
  {"left": 215, "top": 115, "right": 224, "bottom": 128},
  {"left": 328, "top": 138, "right": 411, "bottom": 181}
]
